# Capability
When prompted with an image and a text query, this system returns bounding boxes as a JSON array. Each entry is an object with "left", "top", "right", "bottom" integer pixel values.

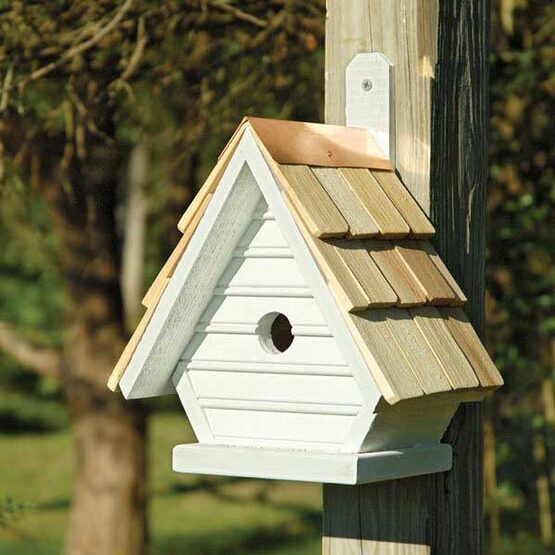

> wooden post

[{"left": 323, "top": 1, "right": 489, "bottom": 553}]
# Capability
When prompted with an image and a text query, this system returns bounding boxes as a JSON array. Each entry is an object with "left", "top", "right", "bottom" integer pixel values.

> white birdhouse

[{"left": 108, "top": 117, "right": 502, "bottom": 484}]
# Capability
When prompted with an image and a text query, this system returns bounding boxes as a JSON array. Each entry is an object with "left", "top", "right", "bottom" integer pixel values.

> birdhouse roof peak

[{"left": 236, "top": 116, "right": 393, "bottom": 170}]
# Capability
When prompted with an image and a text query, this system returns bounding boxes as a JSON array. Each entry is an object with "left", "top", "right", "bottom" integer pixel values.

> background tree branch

[
  {"left": 0, "top": 322, "right": 62, "bottom": 380},
  {"left": 1, "top": 0, "right": 135, "bottom": 95}
]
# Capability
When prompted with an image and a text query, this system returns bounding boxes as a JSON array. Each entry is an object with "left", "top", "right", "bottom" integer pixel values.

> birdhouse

[{"left": 108, "top": 117, "right": 502, "bottom": 485}]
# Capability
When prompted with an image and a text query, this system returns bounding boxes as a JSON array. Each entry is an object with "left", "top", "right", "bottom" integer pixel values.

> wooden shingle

[
  {"left": 394, "top": 242, "right": 456, "bottom": 304},
  {"left": 420, "top": 243, "right": 467, "bottom": 306},
  {"left": 311, "top": 167, "right": 380, "bottom": 238},
  {"left": 410, "top": 307, "right": 479, "bottom": 389},
  {"left": 279, "top": 165, "right": 349, "bottom": 238},
  {"left": 381, "top": 308, "right": 452, "bottom": 394},
  {"left": 350, "top": 310, "right": 424, "bottom": 403},
  {"left": 439, "top": 307, "right": 503, "bottom": 388},
  {"left": 307, "top": 237, "right": 369, "bottom": 312},
  {"left": 339, "top": 168, "right": 410, "bottom": 239},
  {"left": 328, "top": 240, "right": 398, "bottom": 307},
  {"left": 366, "top": 241, "right": 427, "bottom": 307},
  {"left": 280, "top": 188, "right": 369, "bottom": 312},
  {"left": 370, "top": 170, "right": 435, "bottom": 238}
]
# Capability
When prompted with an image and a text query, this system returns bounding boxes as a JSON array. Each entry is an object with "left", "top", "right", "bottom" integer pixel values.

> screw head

[{"left": 361, "top": 79, "right": 373, "bottom": 92}]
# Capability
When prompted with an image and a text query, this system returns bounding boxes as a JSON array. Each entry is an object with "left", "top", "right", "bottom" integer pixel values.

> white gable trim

[{"left": 120, "top": 142, "right": 262, "bottom": 398}]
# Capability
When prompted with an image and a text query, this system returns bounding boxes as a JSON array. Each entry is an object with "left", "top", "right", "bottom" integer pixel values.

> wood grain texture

[
  {"left": 325, "top": 0, "right": 438, "bottom": 210},
  {"left": 350, "top": 310, "right": 424, "bottom": 403},
  {"left": 282, "top": 177, "right": 374, "bottom": 312},
  {"left": 323, "top": 477, "right": 431, "bottom": 554},
  {"left": 330, "top": 240, "right": 398, "bottom": 306},
  {"left": 410, "top": 306, "right": 479, "bottom": 389},
  {"left": 246, "top": 117, "right": 392, "bottom": 170},
  {"left": 308, "top": 235, "right": 370, "bottom": 311},
  {"left": 428, "top": 1, "right": 490, "bottom": 550},
  {"left": 107, "top": 303, "right": 157, "bottom": 391},
  {"left": 381, "top": 308, "right": 451, "bottom": 394},
  {"left": 311, "top": 167, "right": 380, "bottom": 238},
  {"left": 143, "top": 193, "right": 212, "bottom": 308},
  {"left": 339, "top": 168, "right": 410, "bottom": 238},
  {"left": 439, "top": 307, "right": 503, "bottom": 388},
  {"left": 371, "top": 170, "right": 435, "bottom": 237},
  {"left": 280, "top": 164, "right": 349, "bottom": 238},
  {"left": 324, "top": 0, "right": 490, "bottom": 552},
  {"left": 367, "top": 241, "right": 427, "bottom": 307},
  {"left": 420, "top": 242, "right": 468, "bottom": 306},
  {"left": 394, "top": 242, "right": 456, "bottom": 304}
]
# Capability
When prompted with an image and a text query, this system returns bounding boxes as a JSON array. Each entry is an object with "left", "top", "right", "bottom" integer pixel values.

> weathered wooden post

[{"left": 323, "top": 1, "right": 490, "bottom": 553}]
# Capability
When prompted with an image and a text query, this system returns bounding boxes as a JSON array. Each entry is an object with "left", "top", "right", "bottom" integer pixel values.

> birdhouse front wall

[{"left": 172, "top": 199, "right": 366, "bottom": 453}]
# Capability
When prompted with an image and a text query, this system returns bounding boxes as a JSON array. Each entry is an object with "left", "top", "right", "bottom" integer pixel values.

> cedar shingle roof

[
  {"left": 108, "top": 117, "right": 503, "bottom": 402},
  {"left": 279, "top": 164, "right": 463, "bottom": 311}
]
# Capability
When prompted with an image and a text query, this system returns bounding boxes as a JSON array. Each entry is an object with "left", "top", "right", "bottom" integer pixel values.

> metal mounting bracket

[{"left": 346, "top": 52, "right": 395, "bottom": 163}]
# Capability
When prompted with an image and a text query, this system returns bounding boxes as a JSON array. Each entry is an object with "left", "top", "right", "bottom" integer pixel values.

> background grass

[{"left": 0, "top": 412, "right": 322, "bottom": 554}]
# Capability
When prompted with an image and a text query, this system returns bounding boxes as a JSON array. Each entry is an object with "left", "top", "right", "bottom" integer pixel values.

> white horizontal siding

[
  {"left": 183, "top": 333, "right": 347, "bottom": 367},
  {"left": 175, "top": 201, "right": 362, "bottom": 450},
  {"left": 238, "top": 218, "right": 286, "bottom": 249},
  {"left": 206, "top": 408, "right": 355, "bottom": 444},
  {"left": 194, "top": 322, "right": 331, "bottom": 337},
  {"left": 200, "top": 295, "right": 327, "bottom": 326},
  {"left": 189, "top": 371, "right": 362, "bottom": 405},
  {"left": 199, "top": 398, "right": 360, "bottom": 416},
  {"left": 220, "top": 257, "right": 307, "bottom": 289},
  {"left": 213, "top": 286, "right": 312, "bottom": 298},
  {"left": 180, "top": 360, "right": 351, "bottom": 377},
  {"left": 233, "top": 246, "right": 292, "bottom": 258}
]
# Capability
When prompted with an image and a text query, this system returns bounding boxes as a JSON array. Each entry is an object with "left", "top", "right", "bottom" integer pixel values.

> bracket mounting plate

[{"left": 346, "top": 52, "right": 394, "bottom": 162}]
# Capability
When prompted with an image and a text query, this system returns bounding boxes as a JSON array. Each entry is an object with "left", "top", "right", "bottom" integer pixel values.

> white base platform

[{"left": 172, "top": 443, "right": 452, "bottom": 485}]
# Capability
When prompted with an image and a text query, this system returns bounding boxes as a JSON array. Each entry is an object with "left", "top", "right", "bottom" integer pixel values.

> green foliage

[
  {"left": 0, "top": 182, "right": 64, "bottom": 340},
  {"left": 487, "top": 0, "right": 555, "bottom": 549},
  {"left": 0, "top": 181, "right": 65, "bottom": 427},
  {"left": 0, "top": 498, "right": 27, "bottom": 530},
  {"left": 0, "top": 391, "right": 68, "bottom": 433},
  {"left": 488, "top": 1, "right": 555, "bottom": 363}
]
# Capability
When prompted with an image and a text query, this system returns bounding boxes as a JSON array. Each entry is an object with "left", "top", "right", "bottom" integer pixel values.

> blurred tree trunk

[
  {"left": 121, "top": 142, "right": 148, "bottom": 331},
  {"left": 535, "top": 366, "right": 555, "bottom": 547},
  {"left": 41, "top": 141, "right": 147, "bottom": 555},
  {"left": 534, "top": 431, "right": 552, "bottom": 546},
  {"left": 542, "top": 350, "right": 555, "bottom": 487},
  {"left": 484, "top": 404, "right": 500, "bottom": 554}
]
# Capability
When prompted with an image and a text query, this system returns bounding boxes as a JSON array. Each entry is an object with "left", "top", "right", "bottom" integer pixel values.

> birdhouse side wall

[
  {"left": 360, "top": 392, "right": 483, "bottom": 453},
  {"left": 173, "top": 200, "right": 366, "bottom": 453}
]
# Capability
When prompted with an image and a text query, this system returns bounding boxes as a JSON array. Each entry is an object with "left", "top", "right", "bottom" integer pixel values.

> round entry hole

[{"left": 258, "top": 312, "right": 294, "bottom": 354}]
